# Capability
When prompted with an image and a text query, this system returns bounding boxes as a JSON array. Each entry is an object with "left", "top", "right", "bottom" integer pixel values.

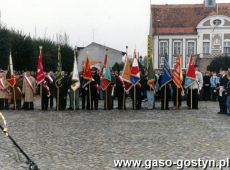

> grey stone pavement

[{"left": 0, "top": 100, "right": 230, "bottom": 170}]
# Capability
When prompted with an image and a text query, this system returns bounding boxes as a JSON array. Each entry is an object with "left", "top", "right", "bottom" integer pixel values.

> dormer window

[{"left": 213, "top": 19, "right": 221, "bottom": 26}]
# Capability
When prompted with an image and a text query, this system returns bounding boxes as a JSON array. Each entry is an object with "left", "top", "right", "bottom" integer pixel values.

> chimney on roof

[{"left": 204, "top": 0, "right": 216, "bottom": 8}]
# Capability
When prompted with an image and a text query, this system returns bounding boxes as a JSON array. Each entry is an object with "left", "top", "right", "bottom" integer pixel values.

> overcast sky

[{"left": 0, "top": 0, "right": 229, "bottom": 56}]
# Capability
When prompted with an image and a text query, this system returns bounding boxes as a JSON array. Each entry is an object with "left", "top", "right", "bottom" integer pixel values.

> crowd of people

[{"left": 0, "top": 66, "right": 230, "bottom": 115}]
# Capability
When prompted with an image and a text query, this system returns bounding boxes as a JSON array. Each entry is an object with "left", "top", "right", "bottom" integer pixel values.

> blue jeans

[
  {"left": 146, "top": 90, "right": 155, "bottom": 110},
  {"left": 227, "top": 96, "right": 230, "bottom": 114}
]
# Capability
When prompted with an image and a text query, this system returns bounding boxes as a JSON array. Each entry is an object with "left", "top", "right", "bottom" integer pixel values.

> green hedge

[{"left": 0, "top": 25, "right": 73, "bottom": 72}]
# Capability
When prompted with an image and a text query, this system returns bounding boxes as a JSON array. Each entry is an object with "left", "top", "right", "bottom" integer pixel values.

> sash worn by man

[
  {"left": 22, "top": 71, "right": 36, "bottom": 110},
  {"left": 0, "top": 71, "right": 9, "bottom": 110}
]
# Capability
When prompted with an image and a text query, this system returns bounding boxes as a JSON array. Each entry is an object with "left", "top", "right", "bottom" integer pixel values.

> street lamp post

[{"left": 157, "top": 19, "right": 160, "bottom": 68}]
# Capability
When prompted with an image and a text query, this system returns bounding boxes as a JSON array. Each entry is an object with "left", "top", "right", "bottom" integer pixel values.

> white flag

[{"left": 71, "top": 55, "right": 80, "bottom": 91}]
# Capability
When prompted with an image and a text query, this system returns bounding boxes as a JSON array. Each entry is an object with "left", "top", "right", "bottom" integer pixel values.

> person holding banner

[
  {"left": 115, "top": 71, "right": 126, "bottom": 110},
  {"left": 90, "top": 67, "right": 100, "bottom": 110},
  {"left": 22, "top": 71, "right": 36, "bottom": 110},
  {"left": 160, "top": 53, "right": 172, "bottom": 110},
  {"left": 56, "top": 71, "right": 68, "bottom": 111},
  {"left": 41, "top": 77, "right": 51, "bottom": 111},
  {"left": 11, "top": 72, "right": 23, "bottom": 110},
  {"left": 187, "top": 65, "right": 203, "bottom": 109},
  {"left": 47, "top": 71, "right": 55, "bottom": 110}
]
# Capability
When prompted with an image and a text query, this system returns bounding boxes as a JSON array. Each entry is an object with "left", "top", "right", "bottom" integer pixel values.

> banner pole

[
  {"left": 40, "top": 83, "right": 42, "bottom": 111},
  {"left": 57, "top": 87, "right": 59, "bottom": 111},
  {"left": 106, "top": 89, "right": 108, "bottom": 110},
  {"left": 134, "top": 85, "right": 136, "bottom": 110},
  {"left": 190, "top": 87, "right": 192, "bottom": 109},
  {"left": 176, "top": 87, "right": 179, "bottom": 109},
  {"left": 89, "top": 83, "right": 91, "bottom": 110},
  {"left": 13, "top": 87, "right": 16, "bottom": 110},
  {"left": 123, "top": 90, "right": 125, "bottom": 110},
  {"left": 164, "top": 85, "right": 166, "bottom": 110},
  {"left": 74, "top": 90, "right": 76, "bottom": 111}
]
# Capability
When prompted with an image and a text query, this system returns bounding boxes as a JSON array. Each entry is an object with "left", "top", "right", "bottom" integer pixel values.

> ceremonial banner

[
  {"left": 82, "top": 53, "right": 93, "bottom": 88},
  {"left": 130, "top": 50, "right": 140, "bottom": 85},
  {"left": 121, "top": 52, "right": 133, "bottom": 92},
  {"left": 101, "top": 50, "right": 111, "bottom": 91},
  {"left": 184, "top": 55, "right": 196, "bottom": 88},
  {"left": 147, "top": 35, "right": 155, "bottom": 89},
  {"left": 71, "top": 50, "right": 80, "bottom": 91},
  {"left": 172, "top": 53, "right": 183, "bottom": 88},
  {"left": 36, "top": 48, "right": 45, "bottom": 85},
  {"left": 6, "top": 52, "right": 15, "bottom": 87},
  {"left": 161, "top": 53, "right": 172, "bottom": 88},
  {"left": 55, "top": 47, "right": 62, "bottom": 88}
]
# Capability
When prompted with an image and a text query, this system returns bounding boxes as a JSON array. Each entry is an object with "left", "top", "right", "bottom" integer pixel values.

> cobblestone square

[{"left": 0, "top": 101, "right": 230, "bottom": 170}]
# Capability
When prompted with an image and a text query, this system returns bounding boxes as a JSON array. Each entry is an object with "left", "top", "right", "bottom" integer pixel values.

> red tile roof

[{"left": 152, "top": 3, "right": 230, "bottom": 35}]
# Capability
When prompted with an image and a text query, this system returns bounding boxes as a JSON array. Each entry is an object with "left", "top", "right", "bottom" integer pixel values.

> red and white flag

[{"left": 36, "top": 48, "right": 45, "bottom": 85}]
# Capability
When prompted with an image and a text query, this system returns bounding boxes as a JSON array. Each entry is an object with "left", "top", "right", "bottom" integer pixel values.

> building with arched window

[{"left": 151, "top": 1, "right": 230, "bottom": 71}]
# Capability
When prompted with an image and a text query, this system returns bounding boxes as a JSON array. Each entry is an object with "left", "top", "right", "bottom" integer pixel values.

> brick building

[{"left": 151, "top": 0, "right": 230, "bottom": 71}]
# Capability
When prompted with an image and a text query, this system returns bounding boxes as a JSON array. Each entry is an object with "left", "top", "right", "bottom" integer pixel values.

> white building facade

[
  {"left": 77, "top": 42, "right": 125, "bottom": 71},
  {"left": 151, "top": 2, "right": 230, "bottom": 71}
]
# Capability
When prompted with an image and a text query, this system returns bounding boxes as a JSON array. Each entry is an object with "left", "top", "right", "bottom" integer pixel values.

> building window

[
  {"left": 186, "top": 41, "right": 196, "bottom": 68},
  {"left": 213, "top": 19, "right": 221, "bottom": 26},
  {"left": 159, "top": 41, "right": 168, "bottom": 68},
  {"left": 187, "top": 42, "right": 195, "bottom": 57},
  {"left": 173, "top": 41, "right": 182, "bottom": 66},
  {"left": 159, "top": 56, "right": 165, "bottom": 68},
  {"left": 224, "top": 41, "right": 230, "bottom": 55},
  {"left": 203, "top": 42, "right": 210, "bottom": 55},
  {"left": 159, "top": 41, "right": 168, "bottom": 56}
]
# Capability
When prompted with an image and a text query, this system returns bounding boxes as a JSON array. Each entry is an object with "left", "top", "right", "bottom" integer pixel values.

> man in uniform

[
  {"left": 41, "top": 75, "right": 51, "bottom": 111},
  {"left": 203, "top": 71, "right": 211, "bottom": 101},
  {"left": 89, "top": 67, "right": 100, "bottom": 110},
  {"left": 56, "top": 71, "right": 68, "bottom": 111},
  {"left": 22, "top": 71, "right": 36, "bottom": 110}
]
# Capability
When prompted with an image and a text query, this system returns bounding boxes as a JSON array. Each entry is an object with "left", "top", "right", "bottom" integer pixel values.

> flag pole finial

[
  {"left": 74, "top": 48, "right": 76, "bottom": 57},
  {"left": 39, "top": 46, "right": 43, "bottom": 53}
]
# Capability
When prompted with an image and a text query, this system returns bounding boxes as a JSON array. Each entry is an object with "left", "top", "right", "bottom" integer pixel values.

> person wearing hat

[{"left": 0, "top": 71, "right": 9, "bottom": 110}]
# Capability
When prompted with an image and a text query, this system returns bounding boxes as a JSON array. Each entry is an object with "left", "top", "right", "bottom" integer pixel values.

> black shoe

[{"left": 217, "top": 112, "right": 224, "bottom": 114}]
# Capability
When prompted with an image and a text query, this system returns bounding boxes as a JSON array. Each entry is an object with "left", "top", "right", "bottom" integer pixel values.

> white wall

[
  {"left": 153, "top": 34, "right": 198, "bottom": 69},
  {"left": 77, "top": 43, "right": 124, "bottom": 71}
]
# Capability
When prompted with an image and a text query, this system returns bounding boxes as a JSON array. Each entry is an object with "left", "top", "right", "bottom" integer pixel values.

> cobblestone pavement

[{"left": 0, "top": 100, "right": 229, "bottom": 170}]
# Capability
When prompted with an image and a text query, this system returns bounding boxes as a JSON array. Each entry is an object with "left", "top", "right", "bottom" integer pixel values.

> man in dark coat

[
  {"left": 218, "top": 68, "right": 228, "bottom": 114},
  {"left": 115, "top": 71, "right": 128, "bottom": 110},
  {"left": 203, "top": 71, "right": 211, "bottom": 101},
  {"left": 56, "top": 71, "right": 68, "bottom": 111},
  {"left": 88, "top": 68, "right": 100, "bottom": 110}
]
